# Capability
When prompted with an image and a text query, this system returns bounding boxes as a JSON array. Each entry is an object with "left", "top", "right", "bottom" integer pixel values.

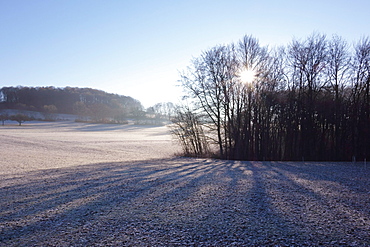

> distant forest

[
  {"left": 173, "top": 34, "right": 369, "bottom": 161},
  {"left": 0, "top": 86, "right": 143, "bottom": 122}
]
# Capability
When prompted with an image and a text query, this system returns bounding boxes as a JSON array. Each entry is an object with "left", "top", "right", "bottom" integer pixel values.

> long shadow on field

[{"left": 1, "top": 159, "right": 369, "bottom": 246}]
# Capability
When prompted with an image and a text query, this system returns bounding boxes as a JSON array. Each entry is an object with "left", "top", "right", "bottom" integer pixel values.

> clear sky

[{"left": 0, "top": 0, "right": 369, "bottom": 108}]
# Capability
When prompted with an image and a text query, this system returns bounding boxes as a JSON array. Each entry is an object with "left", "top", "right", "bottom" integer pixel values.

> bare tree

[
  {"left": 171, "top": 105, "right": 209, "bottom": 157},
  {"left": 43, "top": 104, "right": 58, "bottom": 121},
  {"left": 10, "top": 114, "right": 32, "bottom": 126},
  {"left": 287, "top": 33, "right": 328, "bottom": 160},
  {"left": 349, "top": 37, "right": 370, "bottom": 160},
  {"left": 324, "top": 35, "right": 351, "bottom": 159},
  {"left": 181, "top": 45, "right": 231, "bottom": 157},
  {"left": 0, "top": 113, "right": 9, "bottom": 126},
  {"left": 149, "top": 102, "right": 176, "bottom": 120}
]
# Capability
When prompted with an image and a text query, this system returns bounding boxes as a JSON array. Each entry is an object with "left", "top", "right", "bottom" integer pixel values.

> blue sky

[{"left": 0, "top": 0, "right": 369, "bottom": 108}]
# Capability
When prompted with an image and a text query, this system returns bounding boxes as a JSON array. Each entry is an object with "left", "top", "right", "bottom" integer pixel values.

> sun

[{"left": 239, "top": 69, "right": 256, "bottom": 83}]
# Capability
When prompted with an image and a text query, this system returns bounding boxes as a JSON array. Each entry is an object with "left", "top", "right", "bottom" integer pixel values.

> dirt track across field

[{"left": 1, "top": 122, "right": 369, "bottom": 246}]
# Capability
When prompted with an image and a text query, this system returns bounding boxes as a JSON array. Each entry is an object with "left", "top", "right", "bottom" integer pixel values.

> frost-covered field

[
  {"left": 1, "top": 122, "right": 370, "bottom": 246},
  {"left": 0, "top": 121, "right": 178, "bottom": 175}
]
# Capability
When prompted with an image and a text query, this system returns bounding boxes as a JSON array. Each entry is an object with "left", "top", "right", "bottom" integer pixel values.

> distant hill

[{"left": 0, "top": 86, "right": 143, "bottom": 123}]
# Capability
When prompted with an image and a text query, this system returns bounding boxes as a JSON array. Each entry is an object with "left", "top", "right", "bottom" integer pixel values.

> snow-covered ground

[
  {"left": 0, "top": 121, "right": 180, "bottom": 175},
  {"left": 1, "top": 121, "right": 369, "bottom": 246}
]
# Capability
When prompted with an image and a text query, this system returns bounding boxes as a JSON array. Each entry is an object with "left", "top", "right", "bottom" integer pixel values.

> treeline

[
  {"left": 172, "top": 34, "right": 369, "bottom": 161},
  {"left": 0, "top": 86, "right": 143, "bottom": 122}
]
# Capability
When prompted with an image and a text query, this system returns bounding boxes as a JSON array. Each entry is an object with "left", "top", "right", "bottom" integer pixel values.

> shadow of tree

[{"left": 1, "top": 158, "right": 369, "bottom": 246}]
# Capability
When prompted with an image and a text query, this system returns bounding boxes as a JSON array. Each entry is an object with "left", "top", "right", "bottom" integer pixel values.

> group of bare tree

[
  {"left": 172, "top": 34, "right": 369, "bottom": 161},
  {"left": 147, "top": 102, "right": 176, "bottom": 120},
  {"left": 0, "top": 86, "right": 143, "bottom": 123},
  {"left": 0, "top": 113, "right": 33, "bottom": 126}
]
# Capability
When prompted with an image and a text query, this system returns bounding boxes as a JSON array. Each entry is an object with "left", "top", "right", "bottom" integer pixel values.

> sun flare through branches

[{"left": 238, "top": 69, "right": 256, "bottom": 84}]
